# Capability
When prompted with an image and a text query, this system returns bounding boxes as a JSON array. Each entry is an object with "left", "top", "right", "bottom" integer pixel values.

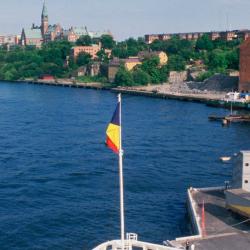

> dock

[
  {"left": 111, "top": 88, "right": 224, "bottom": 103},
  {"left": 209, "top": 114, "right": 250, "bottom": 124},
  {"left": 170, "top": 187, "right": 250, "bottom": 250}
]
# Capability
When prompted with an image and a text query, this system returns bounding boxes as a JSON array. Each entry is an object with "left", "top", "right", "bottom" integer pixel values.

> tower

[{"left": 41, "top": 0, "right": 49, "bottom": 36}]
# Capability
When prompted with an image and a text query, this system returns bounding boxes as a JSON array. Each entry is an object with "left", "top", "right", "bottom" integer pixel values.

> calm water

[{"left": 0, "top": 82, "right": 250, "bottom": 250}]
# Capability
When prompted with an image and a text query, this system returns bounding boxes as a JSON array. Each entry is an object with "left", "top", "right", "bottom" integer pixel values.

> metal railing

[{"left": 93, "top": 233, "right": 182, "bottom": 250}]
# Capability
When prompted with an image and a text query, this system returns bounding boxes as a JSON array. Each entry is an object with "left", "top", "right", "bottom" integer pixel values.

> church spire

[
  {"left": 41, "top": 0, "right": 49, "bottom": 36},
  {"left": 42, "top": 0, "right": 48, "bottom": 18}
]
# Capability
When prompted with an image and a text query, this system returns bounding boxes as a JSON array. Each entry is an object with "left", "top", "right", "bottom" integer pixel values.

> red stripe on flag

[{"left": 106, "top": 136, "right": 119, "bottom": 154}]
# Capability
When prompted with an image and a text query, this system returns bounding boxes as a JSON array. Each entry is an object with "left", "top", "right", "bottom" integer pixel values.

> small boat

[{"left": 220, "top": 156, "right": 231, "bottom": 162}]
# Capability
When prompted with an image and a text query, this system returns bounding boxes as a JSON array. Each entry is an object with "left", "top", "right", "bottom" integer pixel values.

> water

[{"left": 0, "top": 82, "right": 250, "bottom": 250}]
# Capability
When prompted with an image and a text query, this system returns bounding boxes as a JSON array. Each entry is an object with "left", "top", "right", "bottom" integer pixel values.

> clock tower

[{"left": 41, "top": 1, "right": 49, "bottom": 36}]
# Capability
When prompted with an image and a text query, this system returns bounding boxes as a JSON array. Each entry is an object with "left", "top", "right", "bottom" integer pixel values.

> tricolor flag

[{"left": 106, "top": 100, "right": 121, "bottom": 154}]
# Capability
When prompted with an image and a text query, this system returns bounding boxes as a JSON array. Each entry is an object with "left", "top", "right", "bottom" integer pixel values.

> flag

[{"left": 106, "top": 101, "right": 120, "bottom": 154}]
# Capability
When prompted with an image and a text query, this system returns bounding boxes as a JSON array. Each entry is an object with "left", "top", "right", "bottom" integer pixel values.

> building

[
  {"left": 138, "top": 51, "right": 168, "bottom": 66},
  {"left": 225, "top": 151, "right": 250, "bottom": 218},
  {"left": 20, "top": 1, "right": 112, "bottom": 47},
  {"left": 239, "top": 38, "right": 250, "bottom": 92},
  {"left": 43, "top": 24, "right": 62, "bottom": 43},
  {"left": 124, "top": 57, "right": 141, "bottom": 71},
  {"left": 62, "top": 28, "right": 78, "bottom": 42},
  {"left": 20, "top": 28, "right": 43, "bottom": 48},
  {"left": 220, "top": 31, "right": 237, "bottom": 41},
  {"left": 145, "top": 34, "right": 161, "bottom": 44},
  {"left": 0, "top": 35, "right": 19, "bottom": 46},
  {"left": 107, "top": 57, "right": 141, "bottom": 82},
  {"left": 62, "top": 26, "right": 111, "bottom": 43},
  {"left": 108, "top": 58, "right": 120, "bottom": 82},
  {"left": 41, "top": 1, "right": 49, "bottom": 37},
  {"left": 209, "top": 32, "right": 220, "bottom": 40},
  {"left": 145, "top": 30, "right": 250, "bottom": 44},
  {"left": 71, "top": 44, "right": 101, "bottom": 59}
]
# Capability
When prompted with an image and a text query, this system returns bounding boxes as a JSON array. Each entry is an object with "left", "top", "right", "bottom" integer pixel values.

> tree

[
  {"left": 141, "top": 56, "right": 160, "bottom": 72},
  {"left": 100, "top": 34, "right": 115, "bottom": 49},
  {"left": 196, "top": 34, "right": 214, "bottom": 51},
  {"left": 76, "top": 52, "right": 92, "bottom": 66},
  {"left": 208, "top": 49, "right": 228, "bottom": 72},
  {"left": 140, "top": 56, "right": 162, "bottom": 83},
  {"left": 132, "top": 68, "right": 151, "bottom": 85},
  {"left": 96, "top": 49, "right": 109, "bottom": 63},
  {"left": 168, "top": 55, "right": 186, "bottom": 71},
  {"left": 41, "top": 63, "right": 63, "bottom": 77},
  {"left": 226, "top": 48, "right": 239, "bottom": 70},
  {"left": 76, "top": 35, "right": 92, "bottom": 46},
  {"left": 114, "top": 66, "right": 133, "bottom": 86},
  {"left": 159, "top": 65, "right": 169, "bottom": 83}
]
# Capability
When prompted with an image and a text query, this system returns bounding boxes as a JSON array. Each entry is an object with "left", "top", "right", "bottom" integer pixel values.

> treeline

[
  {"left": 0, "top": 34, "right": 241, "bottom": 84},
  {"left": 0, "top": 35, "right": 114, "bottom": 81},
  {"left": 111, "top": 34, "right": 240, "bottom": 86},
  {"left": 149, "top": 34, "right": 240, "bottom": 81},
  {"left": 114, "top": 56, "right": 169, "bottom": 86}
]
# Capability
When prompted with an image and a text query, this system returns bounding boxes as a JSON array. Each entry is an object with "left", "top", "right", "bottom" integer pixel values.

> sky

[{"left": 0, "top": 0, "right": 250, "bottom": 40}]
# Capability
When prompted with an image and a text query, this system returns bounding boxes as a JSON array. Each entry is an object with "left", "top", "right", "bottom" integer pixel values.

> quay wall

[{"left": 0, "top": 80, "right": 237, "bottom": 109}]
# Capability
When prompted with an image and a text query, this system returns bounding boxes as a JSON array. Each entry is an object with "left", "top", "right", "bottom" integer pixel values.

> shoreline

[
  {"left": 0, "top": 79, "right": 244, "bottom": 109},
  {"left": 111, "top": 87, "right": 225, "bottom": 103}
]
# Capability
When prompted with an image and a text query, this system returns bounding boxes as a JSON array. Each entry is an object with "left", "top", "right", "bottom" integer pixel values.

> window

[{"left": 245, "top": 180, "right": 249, "bottom": 184}]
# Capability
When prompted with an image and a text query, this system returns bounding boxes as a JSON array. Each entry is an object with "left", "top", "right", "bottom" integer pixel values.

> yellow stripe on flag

[{"left": 106, "top": 123, "right": 120, "bottom": 151}]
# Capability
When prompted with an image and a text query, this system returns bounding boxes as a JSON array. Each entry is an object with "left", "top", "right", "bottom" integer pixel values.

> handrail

[{"left": 92, "top": 239, "right": 182, "bottom": 250}]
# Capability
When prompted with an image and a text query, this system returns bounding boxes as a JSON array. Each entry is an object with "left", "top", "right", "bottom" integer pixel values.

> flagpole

[{"left": 118, "top": 93, "right": 125, "bottom": 250}]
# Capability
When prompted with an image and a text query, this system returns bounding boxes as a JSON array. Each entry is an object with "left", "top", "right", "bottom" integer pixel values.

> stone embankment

[
  {"left": 113, "top": 74, "right": 239, "bottom": 103},
  {"left": 3, "top": 74, "right": 239, "bottom": 104}
]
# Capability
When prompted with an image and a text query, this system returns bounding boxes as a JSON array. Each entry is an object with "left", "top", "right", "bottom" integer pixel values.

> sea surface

[{"left": 0, "top": 81, "right": 250, "bottom": 250}]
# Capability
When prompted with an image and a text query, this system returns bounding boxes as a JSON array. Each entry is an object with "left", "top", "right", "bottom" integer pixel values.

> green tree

[
  {"left": 159, "top": 65, "right": 169, "bottom": 82},
  {"left": 96, "top": 49, "right": 109, "bottom": 63},
  {"left": 76, "top": 52, "right": 92, "bottom": 66},
  {"left": 140, "top": 56, "right": 161, "bottom": 83},
  {"left": 208, "top": 49, "right": 228, "bottom": 72},
  {"left": 196, "top": 34, "right": 214, "bottom": 51},
  {"left": 76, "top": 35, "right": 92, "bottom": 46},
  {"left": 114, "top": 65, "right": 133, "bottom": 86},
  {"left": 168, "top": 55, "right": 186, "bottom": 71},
  {"left": 132, "top": 68, "right": 151, "bottom": 85},
  {"left": 226, "top": 49, "right": 239, "bottom": 70},
  {"left": 100, "top": 34, "right": 115, "bottom": 49}
]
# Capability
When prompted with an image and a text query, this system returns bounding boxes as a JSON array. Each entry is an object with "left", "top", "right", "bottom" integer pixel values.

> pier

[
  {"left": 209, "top": 114, "right": 250, "bottom": 124},
  {"left": 170, "top": 187, "right": 250, "bottom": 250}
]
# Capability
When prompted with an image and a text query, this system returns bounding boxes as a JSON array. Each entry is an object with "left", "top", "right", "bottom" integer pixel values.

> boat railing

[{"left": 92, "top": 233, "right": 182, "bottom": 250}]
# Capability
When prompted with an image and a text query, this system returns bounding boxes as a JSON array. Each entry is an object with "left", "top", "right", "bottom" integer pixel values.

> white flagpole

[{"left": 118, "top": 93, "right": 125, "bottom": 250}]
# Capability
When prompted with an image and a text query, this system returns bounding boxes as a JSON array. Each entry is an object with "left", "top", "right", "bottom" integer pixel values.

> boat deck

[{"left": 170, "top": 188, "right": 250, "bottom": 250}]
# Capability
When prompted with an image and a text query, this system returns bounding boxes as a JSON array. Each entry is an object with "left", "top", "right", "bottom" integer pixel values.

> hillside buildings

[
  {"left": 19, "top": 1, "right": 111, "bottom": 48},
  {"left": 71, "top": 44, "right": 112, "bottom": 60},
  {"left": 145, "top": 30, "right": 250, "bottom": 44},
  {"left": 138, "top": 51, "right": 168, "bottom": 66},
  {"left": 108, "top": 51, "right": 168, "bottom": 82},
  {"left": 0, "top": 35, "right": 20, "bottom": 47}
]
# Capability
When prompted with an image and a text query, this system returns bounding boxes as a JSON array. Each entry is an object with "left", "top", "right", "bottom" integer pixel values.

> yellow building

[
  {"left": 108, "top": 57, "right": 141, "bottom": 82},
  {"left": 138, "top": 51, "right": 168, "bottom": 66},
  {"left": 124, "top": 57, "right": 141, "bottom": 71}
]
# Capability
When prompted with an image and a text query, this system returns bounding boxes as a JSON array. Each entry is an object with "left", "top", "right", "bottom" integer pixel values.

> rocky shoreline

[{"left": 0, "top": 74, "right": 237, "bottom": 105}]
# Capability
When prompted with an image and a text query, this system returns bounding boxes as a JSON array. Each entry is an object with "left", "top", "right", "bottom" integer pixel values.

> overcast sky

[{"left": 0, "top": 0, "right": 250, "bottom": 40}]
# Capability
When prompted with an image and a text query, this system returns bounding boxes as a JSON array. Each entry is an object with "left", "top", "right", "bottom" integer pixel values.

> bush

[
  {"left": 114, "top": 66, "right": 133, "bottom": 86},
  {"left": 195, "top": 71, "right": 214, "bottom": 82},
  {"left": 132, "top": 68, "right": 150, "bottom": 85}
]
